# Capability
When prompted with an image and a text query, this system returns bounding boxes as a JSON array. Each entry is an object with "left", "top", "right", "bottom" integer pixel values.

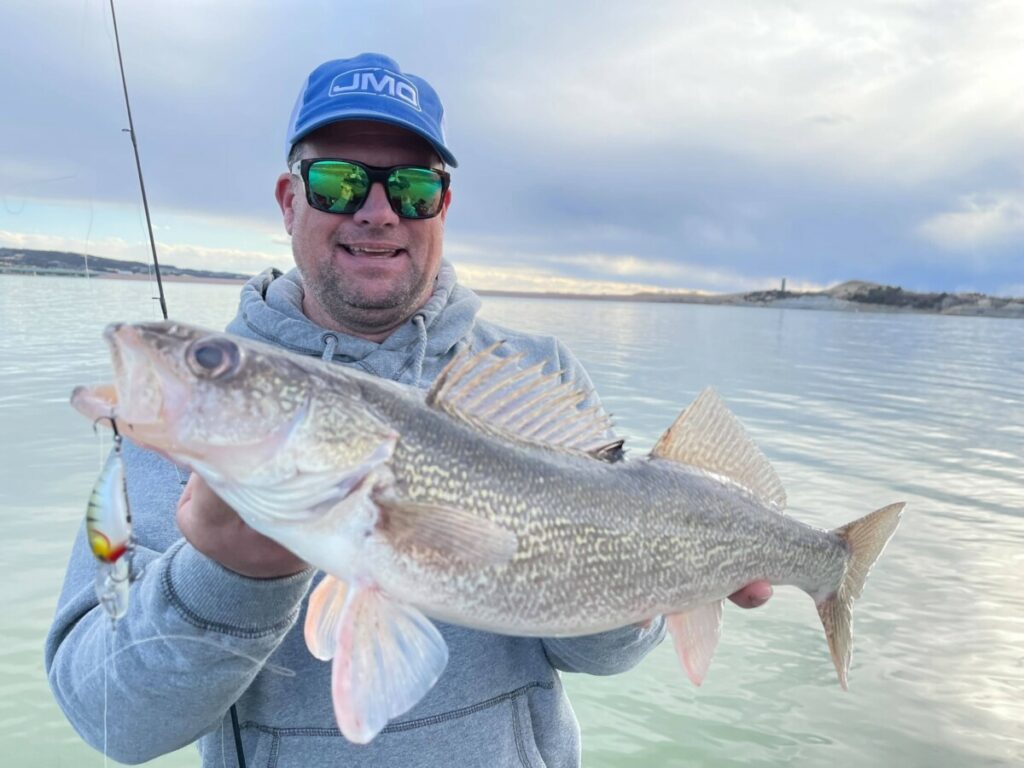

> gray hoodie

[{"left": 45, "top": 263, "right": 665, "bottom": 767}]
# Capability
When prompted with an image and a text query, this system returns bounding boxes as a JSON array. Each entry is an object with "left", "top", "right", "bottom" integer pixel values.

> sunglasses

[{"left": 290, "top": 158, "right": 450, "bottom": 220}]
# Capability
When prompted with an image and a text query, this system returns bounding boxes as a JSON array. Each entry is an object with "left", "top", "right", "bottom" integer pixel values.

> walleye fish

[{"left": 71, "top": 321, "right": 903, "bottom": 743}]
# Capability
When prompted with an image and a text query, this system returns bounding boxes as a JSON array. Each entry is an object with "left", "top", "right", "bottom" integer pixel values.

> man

[{"left": 46, "top": 53, "right": 771, "bottom": 766}]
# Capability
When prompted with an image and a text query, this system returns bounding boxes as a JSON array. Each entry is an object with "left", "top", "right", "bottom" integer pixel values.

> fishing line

[
  {"left": 68, "top": 633, "right": 295, "bottom": 707},
  {"left": 68, "top": 626, "right": 295, "bottom": 765},
  {"left": 102, "top": 626, "right": 108, "bottom": 768},
  {"left": 1, "top": 174, "right": 82, "bottom": 215},
  {"left": 95, "top": 428, "right": 108, "bottom": 471}
]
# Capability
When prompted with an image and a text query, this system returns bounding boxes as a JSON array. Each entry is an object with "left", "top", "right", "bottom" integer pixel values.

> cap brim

[{"left": 289, "top": 112, "right": 458, "bottom": 168}]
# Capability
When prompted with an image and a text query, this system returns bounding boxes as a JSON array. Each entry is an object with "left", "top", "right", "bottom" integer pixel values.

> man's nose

[{"left": 355, "top": 182, "right": 399, "bottom": 226}]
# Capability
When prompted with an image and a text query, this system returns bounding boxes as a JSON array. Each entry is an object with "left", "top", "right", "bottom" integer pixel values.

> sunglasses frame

[{"left": 290, "top": 158, "right": 451, "bottom": 220}]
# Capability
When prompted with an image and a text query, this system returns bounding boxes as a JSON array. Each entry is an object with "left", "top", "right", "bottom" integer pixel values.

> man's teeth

[{"left": 347, "top": 246, "right": 400, "bottom": 256}]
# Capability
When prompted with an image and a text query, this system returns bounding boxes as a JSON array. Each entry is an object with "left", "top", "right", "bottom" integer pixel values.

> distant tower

[{"left": 781, "top": 277, "right": 787, "bottom": 294}]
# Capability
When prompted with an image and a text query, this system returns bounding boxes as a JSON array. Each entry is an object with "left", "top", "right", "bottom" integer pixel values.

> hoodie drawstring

[
  {"left": 411, "top": 314, "right": 428, "bottom": 386},
  {"left": 320, "top": 321, "right": 428, "bottom": 384},
  {"left": 321, "top": 333, "right": 339, "bottom": 361}
]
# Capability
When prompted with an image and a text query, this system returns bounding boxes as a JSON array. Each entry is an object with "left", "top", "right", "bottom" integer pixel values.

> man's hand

[
  {"left": 176, "top": 475, "right": 308, "bottom": 579},
  {"left": 728, "top": 581, "right": 773, "bottom": 609}
]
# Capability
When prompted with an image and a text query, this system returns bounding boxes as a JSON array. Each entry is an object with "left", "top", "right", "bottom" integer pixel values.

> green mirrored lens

[
  {"left": 388, "top": 168, "right": 444, "bottom": 218},
  {"left": 307, "top": 162, "right": 368, "bottom": 213}
]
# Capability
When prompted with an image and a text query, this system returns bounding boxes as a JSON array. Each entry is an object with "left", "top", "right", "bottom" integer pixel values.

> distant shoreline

[
  {"left": 2, "top": 248, "right": 1021, "bottom": 319},
  {"left": 0, "top": 269, "right": 249, "bottom": 285},
  {"left": 475, "top": 286, "right": 1024, "bottom": 318}
]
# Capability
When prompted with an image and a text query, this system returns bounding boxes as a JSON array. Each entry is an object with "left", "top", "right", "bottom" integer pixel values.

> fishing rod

[
  {"left": 108, "top": 0, "right": 168, "bottom": 320},
  {"left": 105, "top": 4, "right": 247, "bottom": 766}
]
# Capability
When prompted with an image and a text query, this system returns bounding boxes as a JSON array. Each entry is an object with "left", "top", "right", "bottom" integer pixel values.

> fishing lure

[{"left": 86, "top": 421, "right": 135, "bottom": 622}]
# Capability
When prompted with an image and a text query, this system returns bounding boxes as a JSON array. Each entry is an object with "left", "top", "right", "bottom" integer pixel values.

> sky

[{"left": 1, "top": 0, "right": 1022, "bottom": 296}]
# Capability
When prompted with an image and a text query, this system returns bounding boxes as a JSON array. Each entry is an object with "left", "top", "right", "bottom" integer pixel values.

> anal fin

[{"left": 665, "top": 600, "right": 724, "bottom": 686}]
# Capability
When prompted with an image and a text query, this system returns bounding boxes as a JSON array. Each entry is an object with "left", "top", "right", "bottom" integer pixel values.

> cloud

[
  {"left": 680, "top": 215, "right": 760, "bottom": 252},
  {"left": 447, "top": 232, "right": 830, "bottom": 294},
  {"left": 455, "top": 262, "right": 681, "bottom": 295},
  {"left": 550, "top": 253, "right": 766, "bottom": 291},
  {"left": 155, "top": 242, "right": 287, "bottom": 275},
  {"left": 917, "top": 192, "right": 1024, "bottom": 250},
  {"left": 0, "top": 229, "right": 121, "bottom": 255},
  {"left": 456, "top": 255, "right": 828, "bottom": 295},
  {"left": 553, "top": 254, "right": 686, "bottom": 279},
  {"left": 476, "top": 1, "right": 1024, "bottom": 184},
  {"left": 3, "top": 1, "right": 1023, "bottom": 295}
]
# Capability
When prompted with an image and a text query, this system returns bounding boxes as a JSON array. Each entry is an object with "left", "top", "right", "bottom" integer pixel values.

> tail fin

[{"left": 817, "top": 502, "right": 904, "bottom": 689}]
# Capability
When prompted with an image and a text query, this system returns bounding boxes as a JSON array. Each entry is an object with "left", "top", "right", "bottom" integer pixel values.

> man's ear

[
  {"left": 439, "top": 187, "right": 453, "bottom": 223},
  {"left": 275, "top": 173, "right": 297, "bottom": 235}
]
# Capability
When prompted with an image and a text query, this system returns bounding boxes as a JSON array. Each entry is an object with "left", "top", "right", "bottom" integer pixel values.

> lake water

[{"left": 1, "top": 274, "right": 1021, "bottom": 766}]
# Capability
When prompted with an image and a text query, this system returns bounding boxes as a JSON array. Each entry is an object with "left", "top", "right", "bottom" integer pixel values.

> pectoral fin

[
  {"left": 665, "top": 600, "right": 724, "bottom": 686},
  {"left": 376, "top": 498, "right": 518, "bottom": 566},
  {"left": 331, "top": 584, "right": 448, "bottom": 743},
  {"left": 304, "top": 574, "right": 348, "bottom": 660}
]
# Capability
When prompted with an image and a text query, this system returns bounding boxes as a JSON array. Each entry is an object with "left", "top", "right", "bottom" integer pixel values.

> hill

[
  {"left": 0, "top": 247, "right": 249, "bottom": 282},
  {"left": 741, "top": 280, "right": 1024, "bottom": 317}
]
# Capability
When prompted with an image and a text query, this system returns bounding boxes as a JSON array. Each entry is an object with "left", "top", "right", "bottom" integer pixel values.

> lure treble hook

[{"left": 91, "top": 413, "right": 123, "bottom": 447}]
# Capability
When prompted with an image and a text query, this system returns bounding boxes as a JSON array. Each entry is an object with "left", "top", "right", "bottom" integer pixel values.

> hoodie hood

[{"left": 226, "top": 260, "right": 481, "bottom": 387}]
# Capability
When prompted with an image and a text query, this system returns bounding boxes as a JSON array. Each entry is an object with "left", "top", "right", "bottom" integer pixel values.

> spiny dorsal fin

[
  {"left": 651, "top": 388, "right": 786, "bottom": 510},
  {"left": 426, "top": 342, "right": 621, "bottom": 460}
]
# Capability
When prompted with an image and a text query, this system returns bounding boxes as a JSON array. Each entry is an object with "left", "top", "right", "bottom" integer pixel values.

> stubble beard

[{"left": 306, "top": 259, "right": 433, "bottom": 335}]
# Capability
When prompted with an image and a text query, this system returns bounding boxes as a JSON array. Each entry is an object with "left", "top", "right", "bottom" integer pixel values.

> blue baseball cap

[{"left": 285, "top": 53, "right": 457, "bottom": 167}]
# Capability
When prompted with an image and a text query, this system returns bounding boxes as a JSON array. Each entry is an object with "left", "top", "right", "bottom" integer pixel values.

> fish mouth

[
  {"left": 70, "top": 383, "right": 119, "bottom": 421},
  {"left": 71, "top": 322, "right": 172, "bottom": 441}
]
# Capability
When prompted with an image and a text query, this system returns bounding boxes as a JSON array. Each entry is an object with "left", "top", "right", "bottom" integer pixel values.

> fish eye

[{"left": 186, "top": 337, "right": 241, "bottom": 379}]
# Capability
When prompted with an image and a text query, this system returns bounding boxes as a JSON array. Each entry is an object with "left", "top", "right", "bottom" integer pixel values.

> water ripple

[{"left": 2, "top": 282, "right": 1021, "bottom": 766}]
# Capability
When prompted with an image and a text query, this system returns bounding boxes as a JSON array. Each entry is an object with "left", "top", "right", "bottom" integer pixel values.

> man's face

[{"left": 275, "top": 120, "right": 451, "bottom": 339}]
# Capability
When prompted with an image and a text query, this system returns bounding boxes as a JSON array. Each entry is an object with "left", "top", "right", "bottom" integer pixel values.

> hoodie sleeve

[
  {"left": 44, "top": 444, "right": 313, "bottom": 764},
  {"left": 541, "top": 618, "right": 667, "bottom": 674}
]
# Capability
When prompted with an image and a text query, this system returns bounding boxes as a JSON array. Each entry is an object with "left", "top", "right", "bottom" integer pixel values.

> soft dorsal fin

[
  {"left": 651, "top": 388, "right": 787, "bottom": 510},
  {"left": 426, "top": 342, "right": 621, "bottom": 460}
]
